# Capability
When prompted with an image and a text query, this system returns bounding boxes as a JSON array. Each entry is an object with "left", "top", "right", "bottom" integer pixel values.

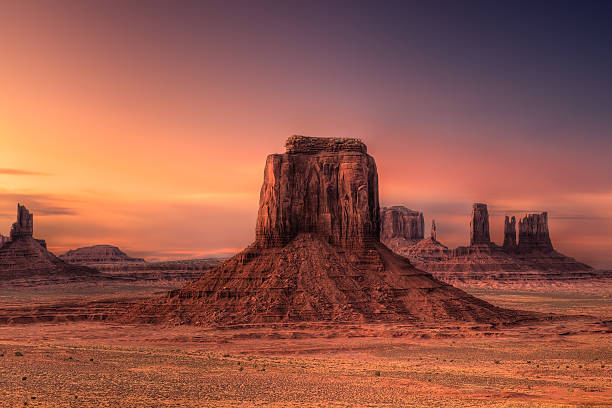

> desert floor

[{"left": 0, "top": 283, "right": 610, "bottom": 407}]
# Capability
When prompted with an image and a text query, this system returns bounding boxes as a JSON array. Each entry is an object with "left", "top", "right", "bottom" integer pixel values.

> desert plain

[{"left": 0, "top": 281, "right": 610, "bottom": 407}]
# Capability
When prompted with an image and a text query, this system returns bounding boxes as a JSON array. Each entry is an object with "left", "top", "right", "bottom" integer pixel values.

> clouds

[
  {"left": 0, "top": 168, "right": 49, "bottom": 176},
  {"left": 0, "top": 193, "right": 79, "bottom": 219}
]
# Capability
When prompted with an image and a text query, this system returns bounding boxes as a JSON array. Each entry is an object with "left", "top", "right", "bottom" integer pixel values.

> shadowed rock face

[
  {"left": 518, "top": 213, "right": 553, "bottom": 253},
  {"left": 132, "top": 136, "right": 527, "bottom": 325},
  {"left": 470, "top": 203, "right": 491, "bottom": 245},
  {"left": 256, "top": 135, "right": 379, "bottom": 249},
  {"left": 503, "top": 216, "right": 517, "bottom": 251},
  {"left": 10, "top": 204, "right": 34, "bottom": 241}
]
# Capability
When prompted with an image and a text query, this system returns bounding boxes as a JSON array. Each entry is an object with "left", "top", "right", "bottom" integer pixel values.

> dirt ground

[{"left": 0, "top": 284, "right": 610, "bottom": 407}]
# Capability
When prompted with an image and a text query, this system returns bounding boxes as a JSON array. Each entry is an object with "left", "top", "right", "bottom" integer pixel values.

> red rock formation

[
  {"left": 380, "top": 206, "right": 424, "bottom": 255},
  {"left": 134, "top": 136, "right": 523, "bottom": 325},
  {"left": 256, "top": 135, "right": 379, "bottom": 249},
  {"left": 503, "top": 216, "right": 517, "bottom": 251},
  {"left": 10, "top": 204, "right": 34, "bottom": 241},
  {"left": 517, "top": 212, "right": 553, "bottom": 253},
  {"left": 380, "top": 206, "right": 424, "bottom": 243},
  {"left": 389, "top": 205, "right": 595, "bottom": 288},
  {"left": 60, "top": 245, "right": 145, "bottom": 264},
  {"left": 470, "top": 203, "right": 491, "bottom": 245},
  {"left": 431, "top": 219, "right": 437, "bottom": 240},
  {"left": 0, "top": 204, "right": 100, "bottom": 284}
]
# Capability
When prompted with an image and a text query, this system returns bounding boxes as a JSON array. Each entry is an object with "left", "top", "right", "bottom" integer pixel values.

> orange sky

[{"left": 1, "top": 2, "right": 611, "bottom": 267}]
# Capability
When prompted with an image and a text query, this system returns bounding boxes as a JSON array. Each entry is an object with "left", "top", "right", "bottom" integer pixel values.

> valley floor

[{"left": 0, "top": 284, "right": 610, "bottom": 407}]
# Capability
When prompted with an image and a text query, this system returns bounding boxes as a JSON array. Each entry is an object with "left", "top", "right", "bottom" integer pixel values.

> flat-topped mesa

[
  {"left": 380, "top": 206, "right": 424, "bottom": 244},
  {"left": 256, "top": 135, "right": 379, "bottom": 249},
  {"left": 285, "top": 135, "right": 367, "bottom": 154},
  {"left": 503, "top": 216, "right": 517, "bottom": 251},
  {"left": 10, "top": 204, "right": 34, "bottom": 241},
  {"left": 469, "top": 203, "right": 491, "bottom": 246},
  {"left": 517, "top": 212, "right": 554, "bottom": 253}
]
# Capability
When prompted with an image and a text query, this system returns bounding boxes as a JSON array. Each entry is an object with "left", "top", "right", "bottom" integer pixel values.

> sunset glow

[{"left": 1, "top": 1, "right": 610, "bottom": 267}]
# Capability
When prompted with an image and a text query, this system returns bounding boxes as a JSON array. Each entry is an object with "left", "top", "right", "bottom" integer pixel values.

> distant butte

[
  {"left": 132, "top": 135, "right": 530, "bottom": 325},
  {"left": 60, "top": 245, "right": 145, "bottom": 265},
  {"left": 380, "top": 203, "right": 604, "bottom": 288}
]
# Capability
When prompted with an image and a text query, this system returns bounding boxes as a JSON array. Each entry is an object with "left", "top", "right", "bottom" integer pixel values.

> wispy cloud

[
  {"left": 0, "top": 193, "right": 78, "bottom": 216},
  {"left": 0, "top": 168, "right": 49, "bottom": 176}
]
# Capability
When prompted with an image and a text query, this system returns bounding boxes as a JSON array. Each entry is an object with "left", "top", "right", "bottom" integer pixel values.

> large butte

[{"left": 133, "top": 136, "right": 532, "bottom": 325}]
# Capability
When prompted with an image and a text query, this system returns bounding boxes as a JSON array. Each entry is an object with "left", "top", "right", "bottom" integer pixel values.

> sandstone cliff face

[
  {"left": 470, "top": 203, "right": 491, "bottom": 245},
  {"left": 135, "top": 136, "right": 522, "bottom": 325},
  {"left": 503, "top": 216, "right": 517, "bottom": 251},
  {"left": 380, "top": 206, "right": 424, "bottom": 243},
  {"left": 60, "top": 245, "right": 145, "bottom": 264},
  {"left": 0, "top": 235, "right": 8, "bottom": 249},
  {"left": 517, "top": 212, "right": 553, "bottom": 253},
  {"left": 256, "top": 135, "right": 379, "bottom": 249}
]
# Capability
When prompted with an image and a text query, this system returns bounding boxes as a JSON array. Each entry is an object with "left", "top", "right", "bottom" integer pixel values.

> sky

[{"left": 0, "top": 1, "right": 611, "bottom": 267}]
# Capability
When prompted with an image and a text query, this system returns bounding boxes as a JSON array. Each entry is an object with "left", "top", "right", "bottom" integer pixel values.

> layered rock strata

[
  {"left": 133, "top": 136, "right": 525, "bottom": 325},
  {"left": 60, "top": 245, "right": 145, "bottom": 264}
]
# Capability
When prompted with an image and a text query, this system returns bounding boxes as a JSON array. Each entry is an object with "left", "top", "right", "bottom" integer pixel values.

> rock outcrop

[
  {"left": 380, "top": 206, "right": 424, "bottom": 255},
  {"left": 0, "top": 204, "right": 100, "bottom": 284},
  {"left": 133, "top": 136, "right": 524, "bottom": 325},
  {"left": 503, "top": 216, "right": 517, "bottom": 251},
  {"left": 517, "top": 212, "right": 553, "bottom": 253},
  {"left": 470, "top": 203, "right": 491, "bottom": 245},
  {"left": 10, "top": 204, "right": 34, "bottom": 241},
  {"left": 60, "top": 245, "right": 145, "bottom": 264},
  {"left": 256, "top": 135, "right": 379, "bottom": 249},
  {"left": 388, "top": 204, "right": 596, "bottom": 289}
]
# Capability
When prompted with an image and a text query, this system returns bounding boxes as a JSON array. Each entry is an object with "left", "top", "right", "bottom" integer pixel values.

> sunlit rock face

[{"left": 255, "top": 135, "right": 380, "bottom": 249}]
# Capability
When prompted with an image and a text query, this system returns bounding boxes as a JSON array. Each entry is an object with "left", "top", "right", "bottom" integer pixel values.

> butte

[{"left": 136, "top": 136, "right": 530, "bottom": 325}]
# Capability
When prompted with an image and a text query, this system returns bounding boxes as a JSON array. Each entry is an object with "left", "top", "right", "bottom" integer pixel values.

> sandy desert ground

[{"left": 0, "top": 283, "right": 610, "bottom": 407}]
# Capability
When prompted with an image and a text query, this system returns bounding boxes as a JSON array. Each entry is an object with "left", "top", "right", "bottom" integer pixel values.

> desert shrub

[{"left": 374, "top": 371, "right": 381, "bottom": 376}]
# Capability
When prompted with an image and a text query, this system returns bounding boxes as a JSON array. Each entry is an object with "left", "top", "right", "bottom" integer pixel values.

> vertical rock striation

[
  {"left": 470, "top": 203, "right": 491, "bottom": 245},
  {"left": 503, "top": 216, "right": 517, "bottom": 252},
  {"left": 517, "top": 212, "right": 554, "bottom": 253},
  {"left": 256, "top": 135, "right": 379, "bottom": 249},
  {"left": 380, "top": 206, "right": 424, "bottom": 247}
]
